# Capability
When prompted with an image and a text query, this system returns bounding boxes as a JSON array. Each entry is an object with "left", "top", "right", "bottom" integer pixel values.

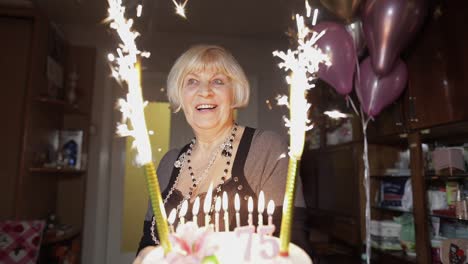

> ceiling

[{"left": 5, "top": 0, "right": 340, "bottom": 39}]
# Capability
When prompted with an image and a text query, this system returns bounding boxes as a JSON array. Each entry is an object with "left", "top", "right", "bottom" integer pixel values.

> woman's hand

[{"left": 132, "top": 246, "right": 156, "bottom": 264}]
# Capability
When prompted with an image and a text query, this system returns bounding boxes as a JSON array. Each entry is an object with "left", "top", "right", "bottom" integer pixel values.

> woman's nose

[{"left": 198, "top": 82, "right": 213, "bottom": 96}]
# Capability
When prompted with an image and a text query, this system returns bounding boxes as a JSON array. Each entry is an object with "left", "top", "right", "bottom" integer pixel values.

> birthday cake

[{"left": 142, "top": 222, "right": 311, "bottom": 264}]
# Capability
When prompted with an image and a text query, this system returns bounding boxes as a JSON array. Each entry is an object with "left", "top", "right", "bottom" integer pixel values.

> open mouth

[{"left": 196, "top": 104, "right": 217, "bottom": 111}]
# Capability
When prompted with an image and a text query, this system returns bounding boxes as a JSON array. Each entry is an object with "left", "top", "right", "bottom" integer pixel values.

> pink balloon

[
  {"left": 355, "top": 57, "right": 407, "bottom": 117},
  {"left": 362, "top": 0, "right": 426, "bottom": 76},
  {"left": 315, "top": 22, "right": 357, "bottom": 96}
]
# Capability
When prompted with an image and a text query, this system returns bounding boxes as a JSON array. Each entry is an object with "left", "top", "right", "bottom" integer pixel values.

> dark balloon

[
  {"left": 320, "top": 0, "right": 362, "bottom": 23},
  {"left": 346, "top": 20, "right": 366, "bottom": 58},
  {"left": 315, "top": 22, "right": 357, "bottom": 96},
  {"left": 362, "top": 0, "right": 427, "bottom": 76},
  {"left": 355, "top": 57, "right": 408, "bottom": 117}
]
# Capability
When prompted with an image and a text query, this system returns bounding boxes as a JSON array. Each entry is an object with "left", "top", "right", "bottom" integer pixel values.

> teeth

[{"left": 196, "top": 104, "right": 216, "bottom": 110}]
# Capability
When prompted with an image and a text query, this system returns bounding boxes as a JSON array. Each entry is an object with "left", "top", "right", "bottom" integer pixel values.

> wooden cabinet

[
  {"left": 368, "top": 0, "right": 468, "bottom": 136},
  {"left": 0, "top": 9, "right": 95, "bottom": 262},
  {"left": 302, "top": 3, "right": 468, "bottom": 263},
  {"left": 0, "top": 8, "right": 57, "bottom": 220},
  {"left": 367, "top": 97, "right": 407, "bottom": 138},
  {"left": 405, "top": 0, "right": 468, "bottom": 129},
  {"left": 0, "top": 15, "right": 34, "bottom": 220},
  {"left": 301, "top": 143, "right": 362, "bottom": 247}
]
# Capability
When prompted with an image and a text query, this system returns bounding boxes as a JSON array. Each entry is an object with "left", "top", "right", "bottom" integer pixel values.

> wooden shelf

[
  {"left": 425, "top": 175, "right": 468, "bottom": 181},
  {"left": 372, "top": 206, "right": 413, "bottom": 214},
  {"left": 371, "top": 175, "right": 411, "bottom": 179},
  {"left": 29, "top": 167, "right": 86, "bottom": 174},
  {"left": 425, "top": 172, "right": 468, "bottom": 181},
  {"left": 368, "top": 132, "right": 409, "bottom": 147},
  {"left": 419, "top": 121, "right": 468, "bottom": 144},
  {"left": 429, "top": 214, "right": 468, "bottom": 223},
  {"left": 34, "top": 96, "right": 68, "bottom": 105},
  {"left": 34, "top": 96, "right": 89, "bottom": 116},
  {"left": 372, "top": 248, "right": 417, "bottom": 263}
]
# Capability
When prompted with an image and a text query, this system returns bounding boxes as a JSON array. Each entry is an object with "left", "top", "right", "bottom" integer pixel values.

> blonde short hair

[{"left": 167, "top": 45, "right": 250, "bottom": 112}]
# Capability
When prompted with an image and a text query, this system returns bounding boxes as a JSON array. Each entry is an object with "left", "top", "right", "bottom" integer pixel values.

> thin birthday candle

[
  {"left": 179, "top": 199, "right": 188, "bottom": 225},
  {"left": 215, "top": 196, "right": 221, "bottom": 232},
  {"left": 222, "top": 191, "right": 230, "bottom": 231},
  {"left": 247, "top": 197, "right": 254, "bottom": 226},
  {"left": 267, "top": 200, "right": 275, "bottom": 226},
  {"left": 258, "top": 191, "right": 265, "bottom": 226},
  {"left": 192, "top": 196, "right": 200, "bottom": 225},
  {"left": 273, "top": 9, "right": 330, "bottom": 256},
  {"left": 168, "top": 209, "right": 177, "bottom": 233},
  {"left": 106, "top": 0, "right": 171, "bottom": 253},
  {"left": 204, "top": 183, "right": 214, "bottom": 227},
  {"left": 235, "top": 193, "right": 241, "bottom": 227}
]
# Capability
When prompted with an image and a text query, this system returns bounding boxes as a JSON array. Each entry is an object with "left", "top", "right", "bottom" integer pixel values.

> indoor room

[{"left": 1, "top": 0, "right": 467, "bottom": 263}]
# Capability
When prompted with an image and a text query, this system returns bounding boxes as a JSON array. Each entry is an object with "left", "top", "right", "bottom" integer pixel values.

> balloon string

[
  {"left": 355, "top": 51, "right": 361, "bottom": 90},
  {"left": 348, "top": 53, "right": 360, "bottom": 117},
  {"left": 360, "top": 107, "right": 371, "bottom": 264},
  {"left": 347, "top": 96, "right": 359, "bottom": 116}
]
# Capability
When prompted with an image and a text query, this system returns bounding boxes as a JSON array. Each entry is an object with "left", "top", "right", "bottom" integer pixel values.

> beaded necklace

[{"left": 150, "top": 124, "right": 238, "bottom": 244}]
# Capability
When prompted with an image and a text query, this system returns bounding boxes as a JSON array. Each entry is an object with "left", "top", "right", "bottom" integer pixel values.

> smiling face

[{"left": 181, "top": 68, "right": 235, "bottom": 133}]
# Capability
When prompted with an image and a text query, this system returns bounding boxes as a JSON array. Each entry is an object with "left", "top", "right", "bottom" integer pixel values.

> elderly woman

[{"left": 135, "top": 45, "right": 311, "bottom": 262}]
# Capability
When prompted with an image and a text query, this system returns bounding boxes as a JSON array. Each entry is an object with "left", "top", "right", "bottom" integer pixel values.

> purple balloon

[
  {"left": 346, "top": 20, "right": 366, "bottom": 58},
  {"left": 315, "top": 22, "right": 357, "bottom": 96},
  {"left": 355, "top": 57, "right": 407, "bottom": 117},
  {"left": 362, "top": 0, "right": 427, "bottom": 76}
]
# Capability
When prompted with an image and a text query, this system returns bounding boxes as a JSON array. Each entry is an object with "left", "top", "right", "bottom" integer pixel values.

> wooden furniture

[
  {"left": 0, "top": 7, "right": 95, "bottom": 262},
  {"left": 39, "top": 226, "right": 81, "bottom": 263},
  {"left": 300, "top": 82, "right": 364, "bottom": 262},
  {"left": 368, "top": 0, "right": 468, "bottom": 136},
  {"left": 301, "top": 1, "right": 468, "bottom": 263}
]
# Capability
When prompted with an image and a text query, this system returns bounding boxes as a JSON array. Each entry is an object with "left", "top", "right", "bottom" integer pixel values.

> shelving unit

[
  {"left": 371, "top": 206, "right": 413, "bottom": 214},
  {"left": 0, "top": 7, "right": 95, "bottom": 264},
  {"left": 34, "top": 96, "right": 90, "bottom": 116},
  {"left": 29, "top": 167, "right": 86, "bottom": 174},
  {"left": 373, "top": 248, "right": 417, "bottom": 264},
  {"left": 425, "top": 175, "right": 468, "bottom": 181}
]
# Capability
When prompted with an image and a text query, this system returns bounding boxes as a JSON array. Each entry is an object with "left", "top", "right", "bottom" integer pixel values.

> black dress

[{"left": 137, "top": 127, "right": 313, "bottom": 257}]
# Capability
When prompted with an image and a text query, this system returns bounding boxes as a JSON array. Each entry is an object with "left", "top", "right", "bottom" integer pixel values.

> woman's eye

[
  {"left": 187, "top": 78, "right": 198, "bottom": 85},
  {"left": 213, "top": 79, "right": 224, "bottom": 85}
]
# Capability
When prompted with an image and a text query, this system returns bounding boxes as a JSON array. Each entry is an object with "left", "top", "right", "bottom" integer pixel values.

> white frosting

[{"left": 143, "top": 232, "right": 312, "bottom": 264}]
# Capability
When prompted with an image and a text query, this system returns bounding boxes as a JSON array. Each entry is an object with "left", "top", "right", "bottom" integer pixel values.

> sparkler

[
  {"left": 172, "top": 0, "right": 189, "bottom": 19},
  {"left": 273, "top": 11, "right": 330, "bottom": 256},
  {"left": 106, "top": 0, "right": 171, "bottom": 253}
]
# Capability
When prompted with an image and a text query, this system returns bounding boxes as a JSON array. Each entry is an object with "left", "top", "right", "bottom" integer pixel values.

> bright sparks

[
  {"left": 305, "top": 0, "right": 311, "bottom": 17},
  {"left": 107, "top": 0, "right": 152, "bottom": 165},
  {"left": 273, "top": 13, "right": 330, "bottom": 160},
  {"left": 136, "top": 4, "right": 142, "bottom": 17},
  {"left": 312, "top": 9, "right": 319, "bottom": 26},
  {"left": 276, "top": 94, "right": 289, "bottom": 107},
  {"left": 324, "top": 110, "right": 349, "bottom": 119},
  {"left": 172, "top": 0, "right": 189, "bottom": 19}
]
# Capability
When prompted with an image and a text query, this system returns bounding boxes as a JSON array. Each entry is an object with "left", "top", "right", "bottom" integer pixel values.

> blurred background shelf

[
  {"left": 372, "top": 248, "right": 417, "bottom": 264},
  {"left": 29, "top": 167, "right": 86, "bottom": 174},
  {"left": 372, "top": 206, "right": 413, "bottom": 214}
]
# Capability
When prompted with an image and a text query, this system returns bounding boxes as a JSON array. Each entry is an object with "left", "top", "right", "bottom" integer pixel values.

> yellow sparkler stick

[
  {"left": 279, "top": 72, "right": 307, "bottom": 256},
  {"left": 135, "top": 61, "right": 172, "bottom": 253},
  {"left": 279, "top": 157, "right": 299, "bottom": 256},
  {"left": 143, "top": 162, "right": 171, "bottom": 253},
  {"left": 274, "top": 11, "right": 330, "bottom": 256},
  {"left": 107, "top": 0, "right": 172, "bottom": 253}
]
